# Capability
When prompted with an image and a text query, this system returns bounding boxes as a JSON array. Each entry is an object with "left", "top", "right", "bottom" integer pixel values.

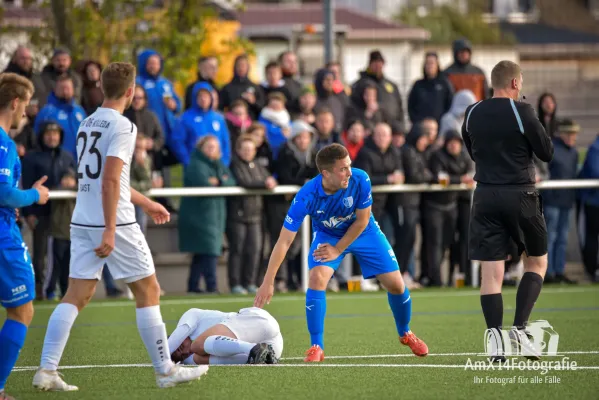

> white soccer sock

[
  {"left": 209, "top": 354, "right": 250, "bottom": 365},
  {"left": 203, "top": 335, "right": 256, "bottom": 357},
  {"left": 136, "top": 306, "right": 173, "bottom": 375},
  {"left": 40, "top": 303, "right": 79, "bottom": 371}
]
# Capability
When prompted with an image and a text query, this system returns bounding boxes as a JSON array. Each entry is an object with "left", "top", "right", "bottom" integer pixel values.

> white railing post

[{"left": 301, "top": 216, "right": 311, "bottom": 293}]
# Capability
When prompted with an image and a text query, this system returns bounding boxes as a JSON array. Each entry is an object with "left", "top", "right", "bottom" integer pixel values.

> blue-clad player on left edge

[
  {"left": 254, "top": 143, "right": 428, "bottom": 362},
  {"left": 0, "top": 73, "right": 50, "bottom": 400}
]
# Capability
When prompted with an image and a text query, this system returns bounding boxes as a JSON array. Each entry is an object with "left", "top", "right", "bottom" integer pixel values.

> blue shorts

[
  {"left": 0, "top": 240, "right": 36, "bottom": 308},
  {"left": 308, "top": 228, "right": 399, "bottom": 279}
]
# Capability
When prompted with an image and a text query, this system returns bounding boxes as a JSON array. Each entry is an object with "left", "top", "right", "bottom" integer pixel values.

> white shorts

[
  {"left": 69, "top": 224, "right": 155, "bottom": 283},
  {"left": 221, "top": 307, "right": 284, "bottom": 359}
]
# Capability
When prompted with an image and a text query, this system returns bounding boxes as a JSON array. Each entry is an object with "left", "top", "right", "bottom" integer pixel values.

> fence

[{"left": 49, "top": 180, "right": 599, "bottom": 290}]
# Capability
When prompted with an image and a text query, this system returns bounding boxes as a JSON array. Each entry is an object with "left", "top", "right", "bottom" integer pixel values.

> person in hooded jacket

[
  {"left": 21, "top": 122, "right": 76, "bottom": 299},
  {"left": 34, "top": 75, "right": 86, "bottom": 160},
  {"left": 351, "top": 50, "right": 405, "bottom": 134},
  {"left": 171, "top": 82, "right": 231, "bottom": 166},
  {"left": 79, "top": 60, "right": 104, "bottom": 115},
  {"left": 408, "top": 52, "right": 454, "bottom": 125},
  {"left": 443, "top": 39, "right": 490, "bottom": 102},
  {"left": 219, "top": 54, "right": 265, "bottom": 120},
  {"left": 258, "top": 92, "right": 291, "bottom": 160},
  {"left": 438, "top": 89, "right": 476, "bottom": 139},
  {"left": 227, "top": 136, "right": 278, "bottom": 295},
  {"left": 136, "top": 49, "right": 181, "bottom": 164},
  {"left": 422, "top": 131, "right": 474, "bottom": 286},
  {"left": 314, "top": 68, "right": 349, "bottom": 133},
  {"left": 398, "top": 125, "right": 434, "bottom": 285}
]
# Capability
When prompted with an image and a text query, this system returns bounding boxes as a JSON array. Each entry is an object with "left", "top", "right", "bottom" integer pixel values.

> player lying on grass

[
  {"left": 254, "top": 143, "right": 428, "bottom": 362},
  {"left": 168, "top": 307, "right": 283, "bottom": 365}
]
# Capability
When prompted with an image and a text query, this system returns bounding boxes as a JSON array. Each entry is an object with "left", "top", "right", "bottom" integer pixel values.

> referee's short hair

[{"left": 491, "top": 60, "right": 521, "bottom": 90}]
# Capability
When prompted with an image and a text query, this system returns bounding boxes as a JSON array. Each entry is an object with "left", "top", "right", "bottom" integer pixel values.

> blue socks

[
  {"left": 306, "top": 288, "right": 327, "bottom": 349},
  {"left": 0, "top": 319, "right": 27, "bottom": 391},
  {"left": 388, "top": 288, "right": 412, "bottom": 337}
]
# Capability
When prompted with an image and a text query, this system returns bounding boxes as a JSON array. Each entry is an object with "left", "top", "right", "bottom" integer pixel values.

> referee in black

[{"left": 462, "top": 60, "right": 554, "bottom": 359}]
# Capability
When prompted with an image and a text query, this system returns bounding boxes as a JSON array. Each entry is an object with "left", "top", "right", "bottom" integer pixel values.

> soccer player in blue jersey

[
  {"left": 0, "top": 73, "right": 50, "bottom": 400},
  {"left": 254, "top": 143, "right": 428, "bottom": 362}
]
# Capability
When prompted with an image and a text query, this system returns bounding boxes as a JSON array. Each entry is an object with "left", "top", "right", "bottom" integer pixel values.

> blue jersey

[
  {"left": 284, "top": 168, "right": 376, "bottom": 238},
  {"left": 0, "top": 128, "right": 21, "bottom": 244}
]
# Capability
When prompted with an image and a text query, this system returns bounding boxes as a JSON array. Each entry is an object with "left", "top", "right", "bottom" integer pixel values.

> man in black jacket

[
  {"left": 21, "top": 122, "right": 76, "bottom": 299},
  {"left": 351, "top": 50, "right": 405, "bottom": 134},
  {"left": 184, "top": 56, "right": 218, "bottom": 110},
  {"left": 219, "top": 54, "right": 265, "bottom": 119},
  {"left": 408, "top": 52, "right": 453, "bottom": 125},
  {"left": 422, "top": 131, "right": 473, "bottom": 287},
  {"left": 463, "top": 60, "right": 553, "bottom": 360}
]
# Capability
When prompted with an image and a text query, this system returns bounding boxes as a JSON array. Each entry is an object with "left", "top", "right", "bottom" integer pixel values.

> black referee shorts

[{"left": 469, "top": 186, "right": 548, "bottom": 261}]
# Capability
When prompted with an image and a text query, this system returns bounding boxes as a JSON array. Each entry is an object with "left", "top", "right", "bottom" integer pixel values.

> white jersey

[
  {"left": 168, "top": 307, "right": 283, "bottom": 360},
  {"left": 71, "top": 107, "right": 137, "bottom": 228}
]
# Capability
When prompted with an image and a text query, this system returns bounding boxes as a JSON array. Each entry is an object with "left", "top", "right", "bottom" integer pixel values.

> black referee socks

[
  {"left": 513, "top": 272, "right": 544, "bottom": 329},
  {"left": 480, "top": 293, "right": 503, "bottom": 330}
]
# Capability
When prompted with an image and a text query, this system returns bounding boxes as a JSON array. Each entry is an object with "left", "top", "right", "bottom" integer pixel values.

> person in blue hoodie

[
  {"left": 578, "top": 132, "right": 599, "bottom": 282},
  {"left": 171, "top": 82, "right": 231, "bottom": 166},
  {"left": 34, "top": 75, "right": 86, "bottom": 159},
  {"left": 136, "top": 49, "right": 181, "bottom": 160}
]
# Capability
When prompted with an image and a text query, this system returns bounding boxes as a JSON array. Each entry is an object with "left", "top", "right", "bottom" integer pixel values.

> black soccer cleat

[
  {"left": 247, "top": 343, "right": 272, "bottom": 364},
  {"left": 265, "top": 344, "right": 278, "bottom": 364}
]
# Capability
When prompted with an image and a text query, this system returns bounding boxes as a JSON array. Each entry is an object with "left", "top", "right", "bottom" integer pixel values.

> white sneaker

[
  {"left": 509, "top": 328, "right": 541, "bottom": 360},
  {"left": 156, "top": 364, "right": 209, "bottom": 389},
  {"left": 32, "top": 368, "right": 79, "bottom": 391}
]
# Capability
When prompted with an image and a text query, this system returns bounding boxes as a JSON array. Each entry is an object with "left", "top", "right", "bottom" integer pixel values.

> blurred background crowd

[{"left": 1, "top": 0, "right": 598, "bottom": 298}]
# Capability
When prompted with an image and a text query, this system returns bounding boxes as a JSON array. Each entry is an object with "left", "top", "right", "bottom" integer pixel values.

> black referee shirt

[{"left": 462, "top": 98, "right": 554, "bottom": 186}]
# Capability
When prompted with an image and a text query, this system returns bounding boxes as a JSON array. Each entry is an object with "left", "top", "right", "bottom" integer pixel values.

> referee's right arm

[{"left": 518, "top": 103, "right": 554, "bottom": 162}]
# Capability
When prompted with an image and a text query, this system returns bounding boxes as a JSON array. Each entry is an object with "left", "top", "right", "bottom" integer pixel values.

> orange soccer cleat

[
  {"left": 303, "top": 345, "right": 325, "bottom": 362},
  {"left": 400, "top": 331, "right": 429, "bottom": 357}
]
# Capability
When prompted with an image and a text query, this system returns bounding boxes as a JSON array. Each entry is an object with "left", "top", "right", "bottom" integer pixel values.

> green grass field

[{"left": 4, "top": 285, "right": 599, "bottom": 400}]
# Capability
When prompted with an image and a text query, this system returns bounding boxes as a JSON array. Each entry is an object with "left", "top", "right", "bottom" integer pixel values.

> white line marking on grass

[
  {"left": 13, "top": 350, "right": 599, "bottom": 372},
  {"left": 12, "top": 363, "right": 599, "bottom": 371},
  {"left": 34, "top": 287, "right": 596, "bottom": 310}
]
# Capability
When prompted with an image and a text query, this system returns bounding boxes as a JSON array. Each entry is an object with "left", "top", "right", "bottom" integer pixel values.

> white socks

[
  {"left": 203, "top": 335, "right": 256, "bottom": 357},
  {"left": 209, "top": 354, "right": 249, "bottom": 364},
  {"left": 136, "top": 306, "right": 173, "bottom": 375},
  {"left": 183, "top": 353, "right": 249, "bottom": 365},
  {"left": 40, "top": 303, "right": 79, "bottom": 371}
]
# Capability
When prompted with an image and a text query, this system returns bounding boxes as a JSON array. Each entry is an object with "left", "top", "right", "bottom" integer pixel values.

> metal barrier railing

[{"left": 48, "top": 179, "right": 599, "bottom": 290}]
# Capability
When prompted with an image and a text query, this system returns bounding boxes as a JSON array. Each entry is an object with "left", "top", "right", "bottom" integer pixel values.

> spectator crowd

[{"left": 4, "top": 38, "right": 599, "bottom": 299}]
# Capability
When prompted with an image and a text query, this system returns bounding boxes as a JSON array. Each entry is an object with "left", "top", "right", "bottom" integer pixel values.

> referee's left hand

[{"left": 312, "top": 243, "right": 341, "bottom": 263}]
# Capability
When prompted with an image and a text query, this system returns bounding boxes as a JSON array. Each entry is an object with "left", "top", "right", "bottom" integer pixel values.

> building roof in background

[
  {"left": 235, "top": 3, "right": 430, "bottom": 41},
  {"left": 500, "top": 22, "right": 599, "bottom": 45},
  {"left": 0, "top": 7, "right": 47, "bottom": 28}
]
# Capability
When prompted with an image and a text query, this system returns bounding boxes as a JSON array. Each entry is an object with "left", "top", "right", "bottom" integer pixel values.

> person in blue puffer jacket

[
  {"left": 578, "top": 133, "right": 599, "bottom": 282},
  {"left": 170, "top": 82, "right": 231, "bottom": 166},
  {"left": 34, "top": 75, "right": 86, "bottom": 159},
  {"left": 136, "top": 49, "right": 181, "bottom": 155}
]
